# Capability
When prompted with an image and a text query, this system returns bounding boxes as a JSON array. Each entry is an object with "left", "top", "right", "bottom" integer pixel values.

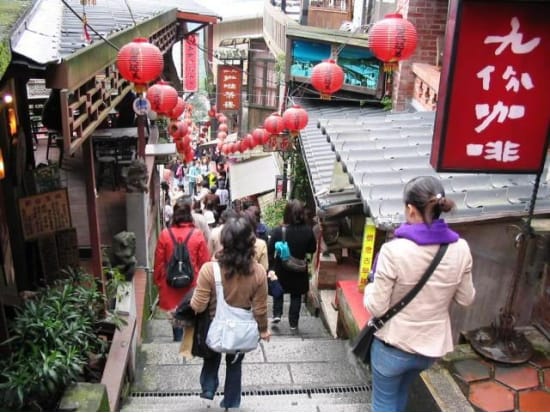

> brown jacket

[{"left": 190, "top": 261, "right": 268, "bottom": 333}]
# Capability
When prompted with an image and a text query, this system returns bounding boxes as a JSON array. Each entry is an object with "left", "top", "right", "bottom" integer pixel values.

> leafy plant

[
  {"left": 381, "top": 95, "right": 393, "bottom": 111},
  {"left": 263, "top": 198, "right": 287, "bottom": 229},
  {"left": 103, "top": 266, "right": 130, "bottom": 329},
  {"left": 0, "top": 267, "right": 109, "bottom": 411}
]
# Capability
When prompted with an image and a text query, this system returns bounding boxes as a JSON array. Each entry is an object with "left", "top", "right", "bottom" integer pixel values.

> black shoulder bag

[{"left": 351, "top": 243, "right": 449, "bottom": 364}]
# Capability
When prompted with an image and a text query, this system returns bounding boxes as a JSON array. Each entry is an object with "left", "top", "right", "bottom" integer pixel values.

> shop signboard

[
  {"left": 217, "top": 65, "right": 242, "bottom": 112},
  {"left": 432, "top": 0, "right": 549, "bottom": 173},
  {"left": 18, "top": 189, "right": 72, "bottom": 240},
  {"left": 182, "top": 34, "right": 199, "bottom": 93}
]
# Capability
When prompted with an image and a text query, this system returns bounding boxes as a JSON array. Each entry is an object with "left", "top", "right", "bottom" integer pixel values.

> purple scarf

[{"left": 393, "top": 219, "right": 459, "bottom": 245}]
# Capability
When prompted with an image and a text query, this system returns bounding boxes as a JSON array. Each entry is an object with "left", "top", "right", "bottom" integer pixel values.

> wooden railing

[
  {"left": 263, "top": 0, "right": 299, "bottom": 56},
  {"left": 412, "top": 63, "right": 440, "bottom": 111}
]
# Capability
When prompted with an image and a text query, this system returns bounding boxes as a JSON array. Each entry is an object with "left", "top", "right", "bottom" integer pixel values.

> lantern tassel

[{"left": 82, "top": 13, "right": 91, "bottom": 43}]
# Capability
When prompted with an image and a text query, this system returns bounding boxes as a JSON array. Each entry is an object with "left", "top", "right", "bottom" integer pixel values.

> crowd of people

[{"left": 153, "top": 169, "right": 475, "bottom": 412}]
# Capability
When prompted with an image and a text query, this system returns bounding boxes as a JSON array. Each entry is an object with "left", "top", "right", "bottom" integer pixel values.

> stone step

[
  {"left": 145, "top": 313, "right": 331, "bottom": 343},
  {"left": 122, "top": 388, "right": 371, "bottom": 411}
]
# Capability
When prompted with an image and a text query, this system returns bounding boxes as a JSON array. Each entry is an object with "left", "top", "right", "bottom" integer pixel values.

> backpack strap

[
  {"left": 167, "top": 226, "right": 195, "bottom": 246},
  {"left": 282, "top": 225, "right": 286, "bottom": 242}
]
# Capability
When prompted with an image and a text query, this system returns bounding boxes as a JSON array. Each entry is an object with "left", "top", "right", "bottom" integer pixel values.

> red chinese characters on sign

[
  {"left": 182, "top": 34, "right": 199, "bottom": 92},
  {"left": 432, "top": 1, "right": 550, "bottom": 173},
  {"left": 217, "top": 65, "right": 242, "bottom": 111}
]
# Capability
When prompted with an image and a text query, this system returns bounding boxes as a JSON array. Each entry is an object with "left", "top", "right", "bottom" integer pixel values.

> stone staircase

[{"left": 121, "top": 300, "right": 371, "bottom": 411}]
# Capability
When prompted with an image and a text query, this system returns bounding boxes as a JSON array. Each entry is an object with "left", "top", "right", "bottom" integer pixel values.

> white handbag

[{"left": 206, "top": 262, "right": 260, "bottom": 354}]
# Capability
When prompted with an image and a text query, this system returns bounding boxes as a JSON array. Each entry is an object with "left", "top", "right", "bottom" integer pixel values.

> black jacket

[{"left": 268, "top": 224, "right": 316, "bottom": 294}]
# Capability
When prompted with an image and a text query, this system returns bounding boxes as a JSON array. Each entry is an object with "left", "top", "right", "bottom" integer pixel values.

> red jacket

[{"left": 154, "top": 222, "right": 209, "bottom": 311}]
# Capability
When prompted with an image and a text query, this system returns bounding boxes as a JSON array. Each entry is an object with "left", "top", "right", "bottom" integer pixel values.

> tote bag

[{"left": 206, "top": 262, "right": 260, "bottom": 353}]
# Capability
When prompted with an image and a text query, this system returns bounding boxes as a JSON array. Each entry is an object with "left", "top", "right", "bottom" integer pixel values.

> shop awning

[{"left": 229, "top": 154, "right": 280, "bottom": 200}]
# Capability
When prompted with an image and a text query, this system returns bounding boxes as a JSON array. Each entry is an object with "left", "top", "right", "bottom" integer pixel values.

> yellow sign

[{"left": 358, "top": 217, "right": 376, "bottom": 292}]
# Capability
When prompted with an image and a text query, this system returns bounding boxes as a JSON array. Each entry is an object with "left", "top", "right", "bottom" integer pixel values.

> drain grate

[{"left": 131, "top": 384, "right": 371, "bottom": 399}]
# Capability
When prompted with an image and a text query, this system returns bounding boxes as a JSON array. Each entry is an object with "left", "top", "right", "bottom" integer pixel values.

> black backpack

[{"left": 165, "top": 227, "right": 195, "bottom": 288}]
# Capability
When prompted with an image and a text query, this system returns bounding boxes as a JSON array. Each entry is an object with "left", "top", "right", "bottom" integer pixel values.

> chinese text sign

[
  {"left": 182, "top": 34, "right": 199, "bottom": 92},
  {"left": 217, "top": 65, "right": 242, "bottom": 112},
  {"left": 432, "top": 1, "right": 549, "bottom": 173}
]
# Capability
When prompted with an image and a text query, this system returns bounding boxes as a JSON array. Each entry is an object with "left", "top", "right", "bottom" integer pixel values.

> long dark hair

[
  {"left": 217, "top": 216, "right": 256, "bottom": 278},
  {"left": 283, "top": 199, "right": 306, "bottom": 226},
  {"left": 172, "top": 196, "right": 194, "bottom": 225},
  {"left": 403, "top": 176, "right": 455, "bottom": 224}
]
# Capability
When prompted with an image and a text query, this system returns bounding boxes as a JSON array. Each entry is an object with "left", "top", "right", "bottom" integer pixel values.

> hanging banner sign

[
  {"left": 182, "top": 34, "right": 199, "bottom": 93},
  {"left": 357, "top": 218, "right": 376, "bottom": 293},
  {"left": 217, "top": 65, "right": 242, "bottom": 112},
  {"left": 431, "top": 0, "right": 550, "bottom": 173}
]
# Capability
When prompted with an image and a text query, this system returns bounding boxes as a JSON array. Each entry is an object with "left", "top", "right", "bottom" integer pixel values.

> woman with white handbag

[{"left": 191, "top": 216, "right": 271, "bottom": 409}]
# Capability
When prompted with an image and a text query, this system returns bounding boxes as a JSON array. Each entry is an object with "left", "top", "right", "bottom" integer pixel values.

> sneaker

[{"left": 272, "top": 316, "right": 281, "bottom": 324}]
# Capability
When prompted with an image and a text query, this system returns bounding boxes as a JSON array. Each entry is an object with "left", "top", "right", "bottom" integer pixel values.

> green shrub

[
  {"left": 0, "top": 268, "right": 108, "bottom": 411},
  {"left": 263, "top": 198, "right": 287, "bottom": 229}
]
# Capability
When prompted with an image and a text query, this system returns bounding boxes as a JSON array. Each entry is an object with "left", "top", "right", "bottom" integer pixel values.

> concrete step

[
  {"left": 145, "top": 312, "right": 332, "bottom": 343},
  {"left": 122, "top": 390, "right": 371, "bottom": 411}
]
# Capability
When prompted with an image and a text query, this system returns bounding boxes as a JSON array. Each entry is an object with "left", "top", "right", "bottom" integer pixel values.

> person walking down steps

[
  {"left": 191, "top": 216, "right": 270, "bottom": 410},
  {"left": 268, "top": 199, "right": 316, "bottom": 330}
]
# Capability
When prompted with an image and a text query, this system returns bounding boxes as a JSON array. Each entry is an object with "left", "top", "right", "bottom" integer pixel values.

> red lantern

[
  {"left": 252, "top": 127, "right": 268, "bottom": 145},
  {"left": 217, "top": 131, "right": 228, "bottom": 141},
  {"left": 167, "top": 97, "right": 185, "bottom": 120},
  {"left": 311, "top": 59, "right": 345, "bottom": 99},
  {"left": 242, "top": 135, "right": 253, "bottom": 151},
  {"left": 264, "top": 113, "right": 286, "bottom": 135},
  {"left": 146, "top": 82, "right": 178, "bottom": 115},
  {"left": 218, "top": 123, "right": 228, "bottom": 133},
  {"left": 185, "top": 146, "right": 194, "bottom": 163},
  {"left": 222, "top": 143, "right": 231, "bottom": 155},
  {"left": 169, "top": 120, "right": 188, "bottom": 138},
  {"left": 282, "top": 105, "right": 309, "bottom": 135},
  {"left": 368, "top": 13, "right": 418, "bottom": 72},
  {"left": 117, "top": 38, "right": 164, "bottom": 92},
  {"left": 217, "top": 114, "right": 227, "bottom": 124}
]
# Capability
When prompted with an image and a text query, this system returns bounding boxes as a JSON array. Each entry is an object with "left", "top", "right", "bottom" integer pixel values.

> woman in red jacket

[{"left": 154, "top": 196, "right": 210, "bottom": 341}]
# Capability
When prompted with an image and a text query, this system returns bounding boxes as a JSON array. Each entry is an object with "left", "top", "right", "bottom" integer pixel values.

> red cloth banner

[
  {"left": 432, "top": 1, "right": 550, "bottom": 173},
  {"left": 217, "top": 65, "right": 242, "bottom": 112},
  {"left": 182, "top": 34, "right": 199, "bottom": 93}
]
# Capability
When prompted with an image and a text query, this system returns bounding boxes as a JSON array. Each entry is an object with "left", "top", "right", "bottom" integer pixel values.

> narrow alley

[{"left": 121, "top": 299, "right": 371, "bottom": 412}]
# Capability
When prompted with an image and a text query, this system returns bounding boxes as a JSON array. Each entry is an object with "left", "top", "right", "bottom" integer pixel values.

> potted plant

[{"left": 0, "top": 267, "right": 112, "bottom": 410}]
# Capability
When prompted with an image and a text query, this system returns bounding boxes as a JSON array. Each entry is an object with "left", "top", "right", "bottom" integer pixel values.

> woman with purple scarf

[{"left": 364, "top": 176, "right": 475, "bottom": 411}]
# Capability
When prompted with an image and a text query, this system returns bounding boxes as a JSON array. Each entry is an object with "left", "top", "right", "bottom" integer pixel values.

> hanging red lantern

[
  {"left": 311, "top": 59, "right": 345, "bottom": 99},
  {"left": 169, "top": 120, "right": 189, "bottom": 139},
  {"left": 264, "top": 113, "right": 286, "bottom": 135},
  {"left": 217, "top": 131, "right": 228, "bottom": 141},
  {"left": 185, "top": 146, "right": 194, "bottom": 163},
  {"left": 208, "top": 108, "right": 216, "bottom": 118},
  {"left": 167, "top": 97, "right": 185, "bottom": 120},
  {"left": 117, "top": 38, "right": 164, "bottom": 92},
  {"left": 217, "top": 114, "right": 227, "bottom": 124},
  {"left": 368, "top": 13, "right": 418, "bottom": 72},
  {"left": 218, "top": 123, "right": 228, "bottom": 133},
  {"left": 242, "top": 135, "right": 253, "bottom": 151},
  {"left": 282, "top": 105, "right": 309, "bottom": 136},
  {"left": 252, "top": 127, "right": 268, "bottom": 145},
  {"left": 146, "top": 81, "right": 178, "bottom": 115},
  {"left": 222, "top": 143, "right": 231, "bottom": 155}
]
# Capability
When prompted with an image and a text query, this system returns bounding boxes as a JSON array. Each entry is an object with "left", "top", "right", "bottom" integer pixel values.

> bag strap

[
  {"left": 167, "top": 227, "right": 194, "bottom": 247},
  {"left": 212, "top": 261, "right": 228, "bottom": 312},
  {"left": 282, "top": 225, "right": 287, "bottom": 242},
  {"left": 371, "top": 243, "right": 449, "bottom": 330}
]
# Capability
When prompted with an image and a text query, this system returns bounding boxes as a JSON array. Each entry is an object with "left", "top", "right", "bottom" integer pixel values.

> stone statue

[
  {"left": 103, "top": 231, "right": 137, "bottom": 281},
  {"left": 126, "top": 159, "right": 148, "bottom": 192}
]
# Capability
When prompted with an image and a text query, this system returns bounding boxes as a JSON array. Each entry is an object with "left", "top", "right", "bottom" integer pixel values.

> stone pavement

[{"left": 121, "top": 300, "right": 371, "bottom": 412}]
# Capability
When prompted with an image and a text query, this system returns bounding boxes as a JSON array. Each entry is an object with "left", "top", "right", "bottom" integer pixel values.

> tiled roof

[
  {"left": 299, "top": 101, "right": 550, "bottom": 229},
  {"left": 11, "top": 0, "right": 219, "bottom": 65}
]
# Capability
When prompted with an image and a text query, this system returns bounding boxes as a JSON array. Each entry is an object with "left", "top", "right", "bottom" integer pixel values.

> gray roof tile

[{"left": 298, "top": 100, "right": 550, "bottom": 228}]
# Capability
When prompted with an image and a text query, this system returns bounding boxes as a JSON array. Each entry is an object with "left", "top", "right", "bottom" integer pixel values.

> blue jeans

[
  {"left": 273, "top": 293, "right": 302, "bottom": 327},
  {"left": 172, "top": 326, "right": 183, "bottom": 341},
  {"left": 200, "top": 352, "right": 245, "bottom": 408},
  {"left": 370, "top": 337, "right": 436, "bottom": 412}
]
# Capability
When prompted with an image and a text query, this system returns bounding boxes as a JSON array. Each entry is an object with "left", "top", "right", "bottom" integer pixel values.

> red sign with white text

[
  {"left": 217, "top": 65, "right": 242, "bottom": 112},
  {"left": 432, "top": 1, "right": 550, "bottom": 173},
  {"left": 182, "top": 34, "right": 199, "bottom": 92}
]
